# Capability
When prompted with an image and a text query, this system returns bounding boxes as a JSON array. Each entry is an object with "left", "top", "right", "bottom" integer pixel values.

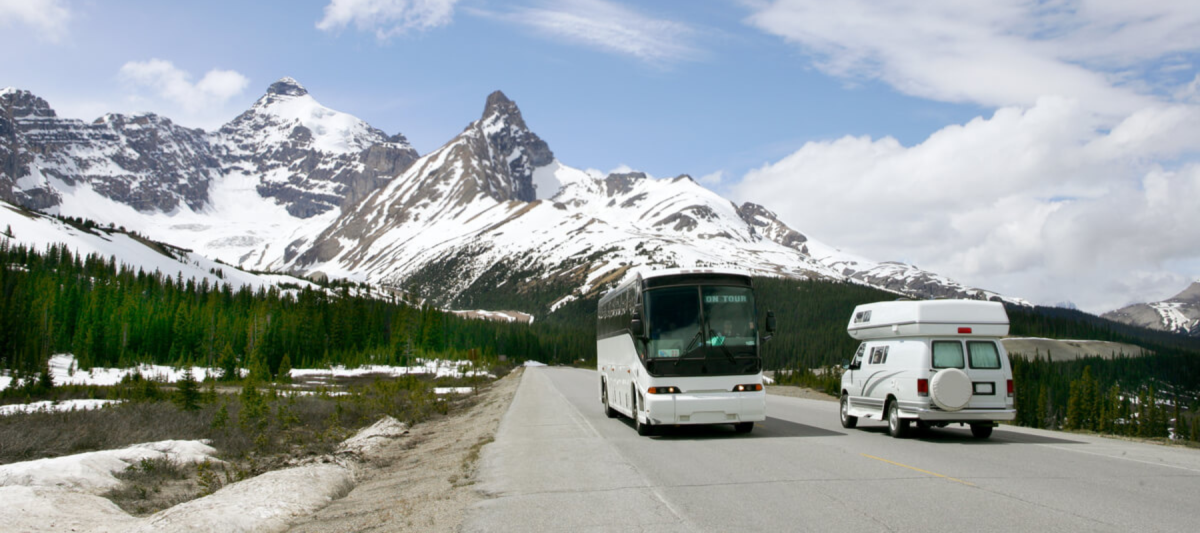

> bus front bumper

[{"left": 644, "top": 391, "right": 766, "bottom": 426}]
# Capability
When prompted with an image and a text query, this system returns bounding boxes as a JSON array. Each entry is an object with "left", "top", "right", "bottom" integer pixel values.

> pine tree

[
  {"left": 211, "top": 402, "right": 229, "bottom": 431},
  {"left": 38, "top": 358, "right": 54, "bottom": 392},
  {"left": 276, "top": 353, "right": 292, "bottom": 384},
  {"left": 173, "top": 367, "right": 201, "bottom": 411}
]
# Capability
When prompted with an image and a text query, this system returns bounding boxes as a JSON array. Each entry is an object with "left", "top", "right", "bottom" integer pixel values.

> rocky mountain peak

[
  {"left": 1170, "top": 282, "right": 1200, "bottom": 304},
  {"left": 603, "top": 172, "right": 648, "bottom": 197},
  {"left": 1, "top": 88, "right": 57, "bottom": 119},
  {"left": 266, "top": 77, "right": 308, "bottom": 98},
  {"left": 466, "top": 91, "right": 553, "bottom": 203}
]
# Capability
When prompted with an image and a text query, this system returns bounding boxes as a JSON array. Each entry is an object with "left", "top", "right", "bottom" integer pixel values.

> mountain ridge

[{"left": 2, "top": 78, "right": 1029, "bottom": 316}]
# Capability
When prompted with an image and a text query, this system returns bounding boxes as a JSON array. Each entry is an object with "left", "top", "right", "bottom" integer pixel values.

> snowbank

[
  {"left": 137, "top": 463, "right": 354, "bottom": 533},
  {"left": 434, "top": 387, "right": 475, "bottom": 395},
  {"left": 0, "top": 418, "right": 407, "bottom": 532},
  {"left": 0, "top": 440, "right": 218, "bottom": 495},
  {"left": 0, "top": 354, "right": 494, "bottom": 393},
  {"left": 0, "top": 399, "right": 123, "bottom": 416},
  {"left": 523, "top": 360, "right": 547, "bottom": 367},
  {"left": 291, "top": 359, "right": 494, "bottom": 381},
  {"left": 337, "top": 416, "right": 409, "bottom": 457}
]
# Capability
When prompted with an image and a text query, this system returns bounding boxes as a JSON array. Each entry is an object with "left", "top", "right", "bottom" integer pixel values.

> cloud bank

[
  {"left": 118, "top": 60, "right": 250, "bottom": 129},
  {"left": 737, "top": 1, "right": 1200, "bottom": 312}
]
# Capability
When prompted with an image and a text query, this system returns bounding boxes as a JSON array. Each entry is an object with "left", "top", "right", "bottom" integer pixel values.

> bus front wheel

[{"left": 602, "top": 382, "right": 617, "bottom": 418}]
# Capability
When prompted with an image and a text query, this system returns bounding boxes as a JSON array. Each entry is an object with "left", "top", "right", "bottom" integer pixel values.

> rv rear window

[
  {"left": 932, "top": 341, "right": 965, "bottom": 369},
  {"left": 968, "top": 341, "right": 1002, "bottom": 369}
]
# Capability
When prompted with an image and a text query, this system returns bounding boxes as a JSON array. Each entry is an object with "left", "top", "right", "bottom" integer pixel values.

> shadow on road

[
  {"left": 853, "top": 425, "right": 1086, "bottom": 445},
  {"left": 628, "top": 416, "right": 845, "bottom": 440}
]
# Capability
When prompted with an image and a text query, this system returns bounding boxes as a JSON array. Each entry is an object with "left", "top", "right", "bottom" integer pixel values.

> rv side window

[
  {"left": 869, "top": 346, "right": 888, "bottom": 365},
  {"left": 967, "top": 341, "right": 1002, "bottom": 369},
  {"left": 932, "top": 341, "right": 965, "bottom": 369}
]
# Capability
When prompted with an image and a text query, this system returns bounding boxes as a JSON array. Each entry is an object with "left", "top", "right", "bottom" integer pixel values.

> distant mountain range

[
  {"left": 1103, "top": 283, "right": 1200, "bottom": 337},
  {"left": 2, "top": 78, "right": 1043, "bottom": 317}
]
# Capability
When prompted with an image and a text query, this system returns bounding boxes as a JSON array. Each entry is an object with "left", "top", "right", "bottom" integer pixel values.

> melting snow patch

[
  {"left": 523, "top": 360, "right": 547, "bottom": 367},
  {"left": 0, "top": 440, "right": 219, "bottom": 495},
  {"left": 434, "top": 387, "right": 474, "bottom": 395},
  {"left": 0, "top": 399, "right": 122, "bottom": 416}
]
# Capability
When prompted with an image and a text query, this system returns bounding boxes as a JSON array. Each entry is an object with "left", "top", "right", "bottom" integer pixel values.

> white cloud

[
  {"left": 0, "top": 0, "right": 70, "bottom": 42},
  {"left": 316, "top": 0, "right": 459, "bottom": 41},
  {"left": 490, "top": 0, "right": 698, "bottom": 65},
  {"left": 118, "top": 60, "right": 250, "bottom": 128},
  {"left": 698, "top": 170, "right": 724, "bottom": 185},
  {"left": 744, "top": 0, "right": 1200, "bottom": 115},
  {"left": 732, "top": 99, "right": 1200, "bottom": 313}
]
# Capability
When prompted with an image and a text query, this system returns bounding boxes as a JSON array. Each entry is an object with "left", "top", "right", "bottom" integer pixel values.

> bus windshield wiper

[{"left": 683, "top": 328, "right": 704, "bottom": 355}]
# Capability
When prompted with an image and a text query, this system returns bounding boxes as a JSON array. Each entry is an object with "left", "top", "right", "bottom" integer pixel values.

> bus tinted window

[
  {"left": 645, "top": 287, "right": 703, "bottom": 359},
  {"left": 702, "top": 286, "right": 756, "bottom": 348}
]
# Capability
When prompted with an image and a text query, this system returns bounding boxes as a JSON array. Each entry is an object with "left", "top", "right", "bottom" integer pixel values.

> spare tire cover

[{"left": 930, "top": 368, "right": 972, "bottom": 411}]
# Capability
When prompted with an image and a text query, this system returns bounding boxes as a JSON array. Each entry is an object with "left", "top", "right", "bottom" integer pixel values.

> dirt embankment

[{"left": 287, "top": 367, "right": 523, "bottom": 532}]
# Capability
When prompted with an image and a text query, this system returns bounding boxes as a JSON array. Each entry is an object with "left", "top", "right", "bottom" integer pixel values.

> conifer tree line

[{"left": 0, "top": 240, "right": 584, "bottom": 377}]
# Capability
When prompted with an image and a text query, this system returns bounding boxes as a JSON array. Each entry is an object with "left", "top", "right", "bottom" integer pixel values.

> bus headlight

[
  {"left": 733, "top": 384, "right": 763, "bottom": 392},
  {"left": 647, "top": 386, "right": 680, "bottom": 394}
]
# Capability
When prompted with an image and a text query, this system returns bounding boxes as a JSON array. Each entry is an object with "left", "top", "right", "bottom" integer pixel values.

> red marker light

[
  {"left": 1007, "top": 379, "right": 1014, "bottom": 397},
  {"left": 917, "top": 378, "right": 929, "bottom": 396},
  {"left": 958, "top": 327, "right": 972, "bottom": 334}
]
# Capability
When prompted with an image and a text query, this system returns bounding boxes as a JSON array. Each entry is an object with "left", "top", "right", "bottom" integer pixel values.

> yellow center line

[{"left": 860, "top": 453, "right": 975, "bottom": 486}]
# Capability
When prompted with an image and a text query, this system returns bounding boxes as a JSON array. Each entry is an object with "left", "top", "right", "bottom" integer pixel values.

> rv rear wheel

[
  {"left": 970, "top": 424, "right": 993, "bottom": 439},
  {"left": 734, "top": 422, "right": 754, "bottom": 434},
  {"left": 887, "top": 401, "right": 910, "bottom": 438},
  {"left": 840, "top": 394, "right": 858, "bottom": 429}
]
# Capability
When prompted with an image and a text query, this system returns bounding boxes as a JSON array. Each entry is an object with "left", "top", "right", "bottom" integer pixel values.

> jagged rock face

[
  {"left": 215, "top": 77, "right": 418, "bottom": 218},
  {"left": 1, "top": 88, "right": 219, "bottom": 212},
  {"left": 478, "top": 91, "right": 553, "bottom": 202},
  {"left": 738, "top": 202, "right": 808, "bottom": 250},
  {"left": 1103, "top": 282, "right": 1200, "bottom": 336}
]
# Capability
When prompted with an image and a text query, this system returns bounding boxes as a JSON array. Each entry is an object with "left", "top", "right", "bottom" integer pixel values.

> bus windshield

[{"left": 644, "top": 285, "right": 757, "bottom": 359}]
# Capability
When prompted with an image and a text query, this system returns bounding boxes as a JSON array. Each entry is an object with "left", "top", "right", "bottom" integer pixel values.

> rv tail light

[
  {"left": 647, "top": 386, "right": 679, "bottom": 394},
  {"left": 733, "top": 384, "right": 763, "bottom": 392},
  {"left": 1007, "top": 379, "right": 1014, "bottom": 397},
  {"left": 958, "top": 327, "right": 972, "bottom": 334},
  {"left": 917, "top": 378, "right": 929, "bottom": 397}
]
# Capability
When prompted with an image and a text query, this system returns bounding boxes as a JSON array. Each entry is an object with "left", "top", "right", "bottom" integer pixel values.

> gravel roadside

[
  {"left": 766, "top": 385, "right": 837, "bottom": 402},
  {"left": 288, "top": 367, "right": 524, "bottom": 532}
]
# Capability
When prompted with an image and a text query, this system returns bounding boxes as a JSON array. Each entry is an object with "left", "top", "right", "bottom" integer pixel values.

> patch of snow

[
  {"left": 523, "top": 360, "right": 547, "bottom": 367},
  {"left": 0, "top": 440, "right": 219, "bottom": 495},
  {"left": 337, "top": 416, "right": 409, "bottom": 457},
  {"left": 0, "top": 399, "right": 123, "bottom": 416},
  {"left": 434, "top": 387, "right": 475, "bottom": 395}
]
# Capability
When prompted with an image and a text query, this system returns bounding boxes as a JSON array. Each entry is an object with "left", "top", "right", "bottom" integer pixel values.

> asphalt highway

[{"left": 463, "top": 367, "right": 1200, "bottom": 532}]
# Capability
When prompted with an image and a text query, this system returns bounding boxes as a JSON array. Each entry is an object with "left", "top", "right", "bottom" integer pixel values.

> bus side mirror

[
  {"left": 630, "top": 312, "right": 645, "bottom": 337},
  {"left": 765, "top": 311, "right": 777, "bottom": 334}
]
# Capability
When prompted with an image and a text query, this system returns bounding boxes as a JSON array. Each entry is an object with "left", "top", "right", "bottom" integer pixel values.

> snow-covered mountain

[
  {"left": 0, "top": 200, "right": 313, "bottom": 292},
  {"left": 1, "top": 78, "right": 416, "bottom": 272},
  {"left": 2, "top": 79, "right": 1026, "bottom": 313},
  {"left": 289, "top": 90, "right": 1026, "bottom": 311},
  {"left": 1103, "top": 283, "right": 1200, "bottom": 337}
]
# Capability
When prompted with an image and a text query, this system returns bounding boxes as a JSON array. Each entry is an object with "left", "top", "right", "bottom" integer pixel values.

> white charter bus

[{"left": 597, "top": 269, "right": 774, "bottom": 435}]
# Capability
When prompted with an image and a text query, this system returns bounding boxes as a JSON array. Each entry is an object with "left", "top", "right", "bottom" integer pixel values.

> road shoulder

[{"left": 287, "top": 367, "right": 524, "bottom": 532}]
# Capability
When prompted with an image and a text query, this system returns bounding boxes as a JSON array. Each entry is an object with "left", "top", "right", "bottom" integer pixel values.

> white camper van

[{"left": 839, "top": 300, "right": 1016, "bottom": 439}]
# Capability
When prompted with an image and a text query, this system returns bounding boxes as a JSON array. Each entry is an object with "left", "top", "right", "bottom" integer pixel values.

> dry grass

[{"left": 0, "top": 371, "right": 502, "bottom": 515}]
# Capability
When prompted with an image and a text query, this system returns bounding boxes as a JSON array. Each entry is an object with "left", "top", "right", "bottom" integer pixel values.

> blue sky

[{"left": 5, "top": 0, "right": 1200, "bottom": 313}]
